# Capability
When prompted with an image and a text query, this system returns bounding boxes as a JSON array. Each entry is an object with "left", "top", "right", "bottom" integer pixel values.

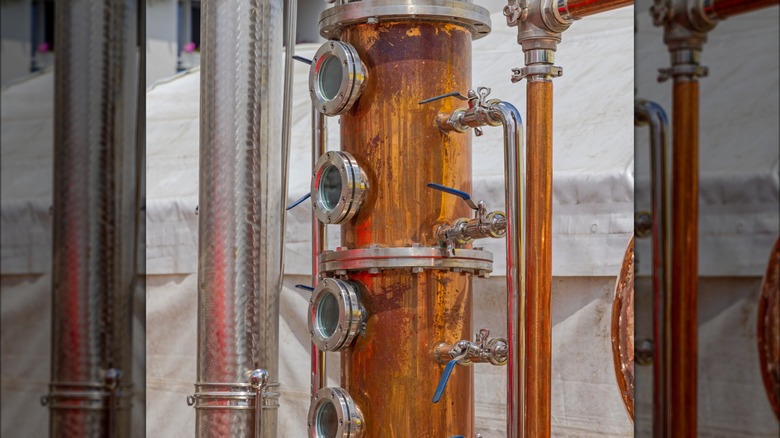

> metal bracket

[
  {"left": 657, "top": 64, "right": 708, "bottom": 82},
  {"left": 503, "top": 0, "right": 529, "bottom": 26},
  {"left": 511, "top": 65, "right": 563, "bottom": 83}
]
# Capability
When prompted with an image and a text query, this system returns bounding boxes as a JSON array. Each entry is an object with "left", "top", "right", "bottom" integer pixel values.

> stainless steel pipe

[
  {"left": 195, "top": 0, "right": 283, "bottom": 436},
  {"left": 311, "top": 108, "right": 327, "bottom": 394},
  {"left": 48, "top": 0, "right": 140, "bottom": 436},
  {"left": 635, "top": 99, "right": 672, "bottom": 438},
  {"left": 488, "top": 102, "right": 526, "bottom": 438}
]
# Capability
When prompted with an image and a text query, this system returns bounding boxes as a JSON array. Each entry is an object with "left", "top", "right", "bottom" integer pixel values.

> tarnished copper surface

[
  {"left": 524, "top": 79, "right": 553, "bottom": 437},
  {"left": 709, "top": 0, "right": 779, "bottom": 19},
  {"left": 670, "top": 80, "right": 699, "bottom": 436},
  {"left": 565, "top": 0, "right": 634, "bottom": 19},
  {"left": 338, "top": 21, "right": 474, "bottom": 437},
  {"left": 757, "top": 236, "right": 779, "bottom": 420},
  {"left": 612, "top": 237, "right": 635, "bottom": 421}
]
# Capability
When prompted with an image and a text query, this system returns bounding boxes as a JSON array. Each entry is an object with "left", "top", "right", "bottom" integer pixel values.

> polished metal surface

[
  {"left": 308, "top": 279, "right": 366, "bottom": 351},
  {"left": 195, "top": 0, "right": 283, "bottom": 436},
  {"left": 635, "top": 98, "right": 672, "bottom": 438},
  {"left": 307, "top": 387, "right": 365, "bottom": 438},
  {"left": 319, "top": 0, "right": 492, "bottom": 39},
  {"left": 309, "top": 41, "right": 367, "bottom": 116},
  {"left": 436, "top": 329, "right": 509, "bottom": 366},
  {"left": 312, "top": 108, "right": 328, "bottom": 395},
  {"left": 49, "top": 0, "right": 140, "bottom": 436},
  {"left": 311, "top": 151, "right": 370, "bottom": 224},
  {"left": 757, "top": 237, "right": 779, "bottom": 420},
  {"left": 611, "top": 238, "right": 635, "bottom": 422},
  {"left": 319, "top": 246, "right": 494, "bottom": 275}
]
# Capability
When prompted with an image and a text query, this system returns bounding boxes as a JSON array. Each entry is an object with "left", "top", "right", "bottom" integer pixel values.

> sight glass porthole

[
  {"left": 309, "top": 278, "right": 365, "bottom": 352},
  {"left": 309, "top": 40, "right": 367, "bottom": 116},
  {"left": 311, "top": 151, "right": 369, "bottom": 225},
  {"left": 308, "top": 387, "right": 365, "bottom": 438}
]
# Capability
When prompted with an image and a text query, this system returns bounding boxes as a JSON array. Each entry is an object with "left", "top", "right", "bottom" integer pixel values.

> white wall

[{"left": 1, "top": 0, "right": 32, "bottom": 87}]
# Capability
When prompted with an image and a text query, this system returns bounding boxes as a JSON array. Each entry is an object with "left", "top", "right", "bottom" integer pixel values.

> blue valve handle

[
  {"left": 432, "top": 358, "right": 460, "bottom": 403},
  {"left": 286, "top": 193, "right": 311, "bottom": 211},
  {"left": 294, "top": 284, "right": 315, "bottom": 292},
  {"left": 292, "top": 55, "right": 312, "bottom": 65},
  {"left": 427, "top": 183, "right": 478, "bottom": 210}
]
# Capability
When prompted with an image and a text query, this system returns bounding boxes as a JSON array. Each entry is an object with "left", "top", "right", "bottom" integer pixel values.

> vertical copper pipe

[
  {"left": 708, "top": 0, "right": 779, "bottom": 19},
  {"left": 339, "top": 21, "right": 474, "bottom": 437},
  {"left": 311, "top": 108, "right": 327, "bottom": 394},
  {"left": 670, "top": 80, "right": 699, "bottom": 437},
  {"left": 564, "top": 0, "right": 634, "bottom": 19},
  {"left": 524, "top": 80, "right": 553, "bottom": 438}
]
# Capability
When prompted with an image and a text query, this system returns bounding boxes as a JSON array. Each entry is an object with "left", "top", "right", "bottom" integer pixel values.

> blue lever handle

[
  {"left": 427, "top": 183, "right": 478, "bottom": 210},
  {"left": 433, "top": 359, "right": 460, "bottom": 403},
  {"left": 286, "top": 193, "right": 311, "bottom": 211},
  {"left": 294, "top": 284, "right": 315, "bottom": 292},
  {"left": 293, "top": 55, "right": 312, "bottom": 65}
]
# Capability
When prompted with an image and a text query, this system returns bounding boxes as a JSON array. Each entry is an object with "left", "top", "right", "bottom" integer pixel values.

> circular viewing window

[
  {"left": 311, "top": 151, "right": 368, "bottom": 225},
  {"left": 309, "top": 41, "right": 367, "bottom": 116},
  {"left": 308, "top": 387, "right": 364, "bottom": 438},
  {"left": 308, "top": 278, "right": 365, "bottom": 352}
]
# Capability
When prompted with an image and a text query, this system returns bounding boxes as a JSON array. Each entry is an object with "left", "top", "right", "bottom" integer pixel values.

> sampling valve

[
  {"left": 432, "top": 329, "right": 508, "bottom": 403},
  {"left": 420, "top": 86, "right": 503, "bottom": 136},
  {"left": 427, "top": 183, "right": 507, "bottom": 257}
]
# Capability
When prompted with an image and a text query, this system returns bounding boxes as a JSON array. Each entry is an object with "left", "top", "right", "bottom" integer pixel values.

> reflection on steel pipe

[
  {"left": 560, "top": 0, "right": 634, "bottom": 20},
  {"left": 635, "top": 99, "right": 672, "bottom": 437},
  {"left": 48, "top": 0, "right": 140, "bottom": 436},
  {"left": 194, "top": 0, "right": 283, "bottom": 436},
  {"left": 311, "top": 107, "right": 327, "bottom": 394},
  {"left": 490, "top": 102, "right": 526, "bottom": 438}
]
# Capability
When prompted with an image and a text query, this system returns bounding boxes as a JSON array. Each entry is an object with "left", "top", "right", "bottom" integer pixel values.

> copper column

[{"left": 338, "top": 21, "right": 474, "bottom": 437}]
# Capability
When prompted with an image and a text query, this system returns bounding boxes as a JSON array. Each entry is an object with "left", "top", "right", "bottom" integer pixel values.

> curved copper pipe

[
  {"left": 611, "top": 237, "right": 635, "bottom": 422},
  {"left": 563, "top": 0, "right": 634, "bottom": 19},
  {"left": 757, "top": 236, "right": 780, "bottom": 420},
  {"left": 708, "top": 0, "right": 779, "bottom": 19}
]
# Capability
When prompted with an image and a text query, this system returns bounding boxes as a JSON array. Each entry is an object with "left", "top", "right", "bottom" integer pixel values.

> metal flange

[
  {"left": 188, "top": 382, "right": 281, "bottom": 410},
  {"left": 319, "top": 0, "right": 492, "bottom": 40},
  {"left": 319, "top": 245, "right": 494, "bottom": 276}
]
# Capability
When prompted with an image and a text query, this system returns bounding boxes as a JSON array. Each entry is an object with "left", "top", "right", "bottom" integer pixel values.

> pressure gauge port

[
  {"left": 311, "top": 151, "right": 369, "bottom": 224},
  {"left": 308, "top": 387, "right": 365, "bottom": 438},
  {"left": 309, "top": 40, "right": 367, "bottom": 116},
  {"left": 308, "top": 278, "right": 366, "bottom": 352}
]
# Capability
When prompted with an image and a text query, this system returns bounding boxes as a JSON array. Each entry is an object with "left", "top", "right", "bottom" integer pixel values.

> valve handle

[
  {"left": 427, "top": 183, "right": 478, "bottom": 210},
  {"left": 286, "top": 193, "right": 311, "bottom": 211},
  {"left": 293, "top": 55, "right": 312, "bottom": 65},
  {"left": 433, "top": 358, "right": 460, "bottom": 403},
  {"left": 418, "top": 91, "right": 470, "bottom": 105},
  {"left": 294, "top": 284, "right": 315, "bottom": 292}
]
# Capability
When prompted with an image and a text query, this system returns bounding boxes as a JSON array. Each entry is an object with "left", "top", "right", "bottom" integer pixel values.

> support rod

[
  {"left": 524, "top": 79, "right": 554, "bottom": 438},
  {"left": 670, "top": 79, "right": 699, "bottom": 437},
  {"left": 635, "top": 99, "right": 672, "bottom": 438},
  {"left": 311, "top": 107, "right": 328, "bottom": 394}
]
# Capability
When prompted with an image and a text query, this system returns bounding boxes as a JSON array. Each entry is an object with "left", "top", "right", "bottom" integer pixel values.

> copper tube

[
  {"left": 563, "top": 0, "right": 634, "bottom": 19},
  {"left": 708, "top": 0, "right": 779, "bottom": 19},
  {"left": 669, "top": 80, "right": 699, "bottom": 437},
  {"left": 524, "top": 79, "right": 554, "bottom": 438},
  {"left": 757, "top": 236, "right": 779, "bottom": 420},
  {"left": 311, "top": 108, "right": 327, "bottom": 394},
  {"left": 611, "top": 237, "right": 635, "bottom": 422},
  {"left": 339, "top": 21, "right": 474, "bottom": 436}
]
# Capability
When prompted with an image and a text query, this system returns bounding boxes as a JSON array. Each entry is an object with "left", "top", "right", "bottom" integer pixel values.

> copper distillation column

[
  {"left": 300, "top": 2, "right": 511, "bottom": 437},
  {"left": 649, "top": 0, "right": 779, "bottom": 435},
  {"left": 503, "top": 0, "right": 632, "bottom": 435}
]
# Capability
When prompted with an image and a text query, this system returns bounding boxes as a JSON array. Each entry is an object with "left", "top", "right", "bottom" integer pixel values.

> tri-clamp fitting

[{"left": 427, "top": 183, "right": 507, "bottom": 257}]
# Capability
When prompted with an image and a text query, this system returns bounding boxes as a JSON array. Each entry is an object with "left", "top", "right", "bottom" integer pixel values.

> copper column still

[
  {"left": 306, "top": 1, "right": 495, "bottom": 436},
  {"left": 650, "top": 0, "right": 779, "bottom": 435},
  {"left": 504, "top": 0, "right": 632, "bottom": 435},
  {"left": 45, "top": 0, "right": 140, "bottom": 436}
]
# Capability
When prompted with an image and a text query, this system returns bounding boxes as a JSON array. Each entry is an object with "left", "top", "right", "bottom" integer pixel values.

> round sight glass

[
  {"left": 319, "top": 165, "right": 342, "bottom": 211},
  {"left": 318, "top": 56, "right": 343, "bottom": 101},
  {"left": 316, "top": 292, "right": 339, "bottom": 339},
  {"left": 316, "top": 401, "right": 339, "bottom": 437}
]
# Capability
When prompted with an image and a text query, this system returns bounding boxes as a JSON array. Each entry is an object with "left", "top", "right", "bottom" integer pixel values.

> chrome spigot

[
  {"left": 419, "top": 86, "right": 503, "bottom": 136},
  {"left": 432, "top": 329, "right": 508, "bottom": 403},
  {"left": 427, "top": 183, "right": 507, "bottom": 257}
]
